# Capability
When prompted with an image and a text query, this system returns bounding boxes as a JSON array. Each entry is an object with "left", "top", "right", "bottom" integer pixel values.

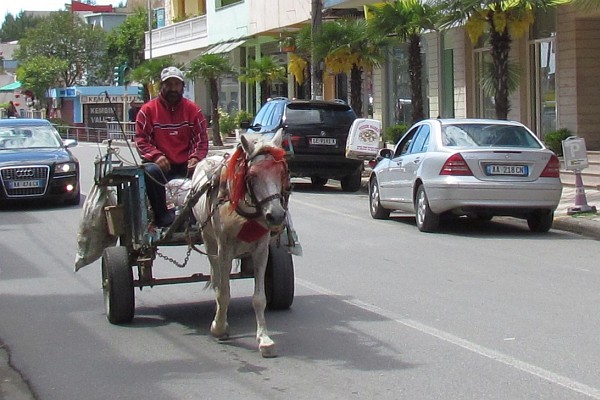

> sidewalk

[{"left": 553, "top": 186, "right": 600, "bottom": 240}]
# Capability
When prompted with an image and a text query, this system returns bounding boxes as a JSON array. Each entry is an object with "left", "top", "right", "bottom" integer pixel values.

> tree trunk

[
  {"left": 408, "top": 34, "right": 424, "bottom": 123},
  {"left": 350, "top": 64, "right": 363, "bottom": 117},
  {"left": 490, "top": 27, "right": 511, "bottom": 120},
  {"left": 209, "top": 78, "right": 223, "bottom": 147}
]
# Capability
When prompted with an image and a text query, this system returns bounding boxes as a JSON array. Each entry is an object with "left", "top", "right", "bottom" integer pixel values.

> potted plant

[{"left": 280, "top": 36, "right": 296, "bottom": 53}]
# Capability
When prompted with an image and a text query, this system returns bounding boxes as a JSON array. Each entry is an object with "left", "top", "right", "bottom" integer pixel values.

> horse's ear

[
  {"left": 240, "top": 134, "right": 256, "bottom": 158},
  {"left": 271, "top": 128, "right": 283, "bottom": 148}
]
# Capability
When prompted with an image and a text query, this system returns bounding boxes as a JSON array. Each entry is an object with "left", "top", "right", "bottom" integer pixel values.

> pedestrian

[
  {"left": 134, "top": 66, "right": 209, "bottom": 227},
  {"left": 6, "top": 101, "right": 18, "bottom": 118},
  {"left": 128, "top": 100, "right": 141, "bottom": 122}
]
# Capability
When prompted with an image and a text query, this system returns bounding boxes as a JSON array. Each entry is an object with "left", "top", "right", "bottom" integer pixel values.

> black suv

[{"left": 241, "top": 98, "right": 363, "bottom": 192}]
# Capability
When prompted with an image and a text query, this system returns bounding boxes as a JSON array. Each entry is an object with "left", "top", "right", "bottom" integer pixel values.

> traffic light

[
  {"left": 137, "top": 85, "right": 144, "bottom": 97},
  {"left": 113, "top": 65, "right": 123, "bottom": 86}
]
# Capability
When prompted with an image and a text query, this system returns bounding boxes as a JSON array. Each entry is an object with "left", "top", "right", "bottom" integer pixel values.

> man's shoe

[{"left": 156, "top": 210, "right": 175, "bottom": 227}]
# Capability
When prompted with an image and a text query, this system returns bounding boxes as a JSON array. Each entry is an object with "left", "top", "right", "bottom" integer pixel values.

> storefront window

[
  {"left": 387, "top": 43, "right": 428, "bottom": 126},
  {"left": 474, "top": 49, "right": 495, "bottom": 119},
  {"left": 530, "top": 9, "right": 557, "bottom": 138}
]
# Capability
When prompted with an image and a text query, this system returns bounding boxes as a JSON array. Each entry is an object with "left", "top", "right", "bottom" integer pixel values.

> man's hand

[
  {"left": 187, "top": 157, "right": 199, "bottom": 177},
  {"left": 155, "top": 155, "right": 171, "bottom": 172}
]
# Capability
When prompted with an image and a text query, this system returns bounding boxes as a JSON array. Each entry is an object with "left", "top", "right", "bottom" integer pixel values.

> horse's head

[{"left": 227, "top": 129, "right": 290, "bottom": 231}]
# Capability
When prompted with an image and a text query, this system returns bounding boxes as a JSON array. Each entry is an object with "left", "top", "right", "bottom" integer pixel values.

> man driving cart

[{"left": 134, "top": 66, "right": 209, "bottom": 227}]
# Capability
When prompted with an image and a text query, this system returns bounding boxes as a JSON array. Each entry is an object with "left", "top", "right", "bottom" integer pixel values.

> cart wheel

[
  {"left": 102, "top": 246, "right": 134, "bottom": 324},
  {"left": 265, "top": 243, "right": 294, "bottom": 310}
]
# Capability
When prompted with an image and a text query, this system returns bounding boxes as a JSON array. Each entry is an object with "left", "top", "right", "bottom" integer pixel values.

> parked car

[
  {"left": 241, "top": 97, "right": 363, "bottom": 192},
  {"left": 369, "top": 118, "right": 562, "bottom": 232},
  {"left": 0, "top": 118, "right": 80, "bottom": 206}
]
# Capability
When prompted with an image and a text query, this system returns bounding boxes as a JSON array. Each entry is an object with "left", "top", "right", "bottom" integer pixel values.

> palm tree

[
  {"left": 187, "top": 54, "right": 236, "bottom": 147},
  {"left": 367, "top": 0, "right": 439, "bottom": 123},
  {"left": 239, "top": 56, "right": 287, "bottom": 105},
  {"left": 438, "top": 0, "right": 570, "bottom": 120},
  {"left": 130, "top": 57, "right": 177, "bottom": 102},
  {"left": 287, "top": 25, "right": 313, "bottom": 99},
  {"left": 313, "top": 18, "right": 386, "bottom": 117}
]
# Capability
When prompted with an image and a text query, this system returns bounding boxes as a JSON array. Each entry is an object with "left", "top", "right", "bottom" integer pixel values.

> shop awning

[
  {"left": 202, "top": 40, "right": 246, "bottom": 55},
  {"left": 0, "top": 81, "right": 22, "bottom": 92}
]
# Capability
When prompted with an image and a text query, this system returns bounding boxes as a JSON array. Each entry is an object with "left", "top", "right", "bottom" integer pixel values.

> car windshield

[
  {"left": 0, "top": 125, "right": 63, "bottom": 149},
  {"left": 442, "top": 124, "right": 542, "bottom": 149}
]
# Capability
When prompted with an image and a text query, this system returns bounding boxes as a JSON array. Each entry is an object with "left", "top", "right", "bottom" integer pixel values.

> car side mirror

[
  {"left": 378, "top": 148, "right": 393, "bottom": 160},
  {"left": 239, "top": 120, "right": 251, "bottom": 129}
]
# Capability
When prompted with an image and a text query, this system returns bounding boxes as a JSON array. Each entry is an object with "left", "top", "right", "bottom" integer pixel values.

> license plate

[
  {"left": 486, "top": 164, "right": 528, "bottom": 176},
  {"left": 9, "top": 180, "right": 43, "bottom": 189},
  {"left": 310, "top": 137, "right": 336, "bottom": 145}
]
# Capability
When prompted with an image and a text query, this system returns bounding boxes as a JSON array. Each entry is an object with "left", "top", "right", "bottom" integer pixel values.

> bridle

[{"left": 234, "top": 151, "right": 291, "bottom": 220}]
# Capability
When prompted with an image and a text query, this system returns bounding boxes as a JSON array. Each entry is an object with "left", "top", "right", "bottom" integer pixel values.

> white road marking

[{"left": 298, "top": 278, "right": 600, "bottom": 399}]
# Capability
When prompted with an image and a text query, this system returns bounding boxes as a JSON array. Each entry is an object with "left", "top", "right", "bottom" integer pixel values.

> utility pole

[
  {"left": 147, "top": 0, "right": 153, "bottom": 60},
  {"left": 311, "top": 0, "right": 322, "bottom": 100}
]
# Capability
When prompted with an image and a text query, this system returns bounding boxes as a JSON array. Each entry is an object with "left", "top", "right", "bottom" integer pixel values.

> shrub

[
  {"left": 544, "top": 128, "right": 572, "bottom": 156},
  {"left": 384, "top": 124, "right": 408, "bottom": 144},
  {"left": 218, "top": 109, "right": 236, "bottom": 137},
  {"left": 235, "top": 110, "right": 253, "bottom": 128}
]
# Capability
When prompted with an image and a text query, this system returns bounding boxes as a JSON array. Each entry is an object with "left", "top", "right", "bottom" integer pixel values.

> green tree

[
  {"left": 15, "top": 11, "right": 106, "bottom": 87},
  {"left": 17, "top": 55, "right": 68, "bottom": 108},
  {"left": 438, "top": 0, "right": 570, "bottom": 120},
  {"left": 313, "top": 19, "right": 386, "bottom": 117},
  {"left": 129, "top": 57, "right": 177, "bottom": 102},
  {"left": 368, "top": 0, "right": 439, "bottom": 123},
  {"left": 0, "top": 11, "right": 43, "bottom": 43},
  {"left": 240, "top": 56, "right": 286, "bottom": 104},
  {"left": 286, "top": 25, "right": 313, "bottom": 99},
  {"left": 187, "top": 54, "right": 236, "bottom": 146},
  {"left": 105, "top": 8, "right": 149, "bottom": 71}
]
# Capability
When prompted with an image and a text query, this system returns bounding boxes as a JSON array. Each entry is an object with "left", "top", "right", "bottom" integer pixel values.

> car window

[
  {"left": 285, "top": 103, "right": 355, "bottom": 126},
  {"left": 394, "top": 126, "right": 420, "bottom": 158},
  {"left": 442, "top": 124, "right": 542, "bottom": 149},
  {"left": 407, "top": 125, "right": 431, "bottom": 154},
  {"left": 266, "top": 101, "right": 285, "bottom": 127},
  {"left": 253, "top": 102, "right": 274, "bottom": 126}
]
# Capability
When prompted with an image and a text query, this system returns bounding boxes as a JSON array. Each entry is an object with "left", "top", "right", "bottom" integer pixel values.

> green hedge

[{"left": 543, "top": 128, "right": 572, "bottom": 156}]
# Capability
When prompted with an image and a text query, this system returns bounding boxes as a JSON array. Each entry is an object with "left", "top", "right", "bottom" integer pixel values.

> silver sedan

[{"left": 369, "top": 119, "right": 563, "bottom": 232}]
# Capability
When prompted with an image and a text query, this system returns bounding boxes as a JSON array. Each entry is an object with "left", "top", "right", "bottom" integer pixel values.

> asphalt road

[{"left": 1, "top": 142, "right": 600, "bottom": 399}]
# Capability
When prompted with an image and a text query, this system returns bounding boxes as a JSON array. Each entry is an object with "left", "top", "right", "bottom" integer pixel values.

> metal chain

[{"left": 156, "top": 246, "right": 192, "bottom": 268}]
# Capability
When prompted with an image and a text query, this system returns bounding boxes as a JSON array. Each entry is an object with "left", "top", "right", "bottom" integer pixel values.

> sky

[{"left": 1, "top": 1, "right": 122, "bottom": 24}]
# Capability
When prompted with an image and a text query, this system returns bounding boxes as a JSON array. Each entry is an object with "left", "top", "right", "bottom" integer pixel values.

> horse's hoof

[
  {"left": 210, "top": 321, "right": 229, "bottom": 340},
  {"left": 259, "top": 343, "right": 277, "bottom": 358}
]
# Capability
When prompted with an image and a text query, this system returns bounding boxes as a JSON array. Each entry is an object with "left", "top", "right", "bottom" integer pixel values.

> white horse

[{"left": 190, "top": 130, "right": 289, "bottom": 357}]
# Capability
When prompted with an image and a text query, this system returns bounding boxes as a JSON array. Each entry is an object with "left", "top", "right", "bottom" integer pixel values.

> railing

[{"left": 56, "top": 122, "right": 136, "bottom": 143}]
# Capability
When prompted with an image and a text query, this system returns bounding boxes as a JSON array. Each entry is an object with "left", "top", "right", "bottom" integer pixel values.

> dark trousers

[{"left": 143, "top": 162, "right": 188, "bottom": 220}]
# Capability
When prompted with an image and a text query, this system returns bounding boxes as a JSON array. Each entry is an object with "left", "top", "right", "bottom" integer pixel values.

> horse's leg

[
  {"left": 252, "top": 239, "right": 276, "bottom": 358},
  {"left": 209, "top": 251, "right": 232, "bottom": 340}
]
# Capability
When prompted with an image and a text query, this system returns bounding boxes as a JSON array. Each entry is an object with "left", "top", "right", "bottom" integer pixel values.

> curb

[{"left": 553, "top": 215, "right": 600, "bottom": 241}]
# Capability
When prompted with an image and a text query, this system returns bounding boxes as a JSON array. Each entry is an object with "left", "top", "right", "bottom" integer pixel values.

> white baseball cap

[{"left": 160, "top": 66, "right": 185, "bottom": 82}]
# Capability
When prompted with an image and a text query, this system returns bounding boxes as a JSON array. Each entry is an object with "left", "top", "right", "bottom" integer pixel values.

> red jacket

[{"left": 135, "top": 94, "right": 208, "bottom": 164}]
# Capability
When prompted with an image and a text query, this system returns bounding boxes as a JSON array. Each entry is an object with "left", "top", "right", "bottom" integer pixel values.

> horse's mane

[{"left": 227, "top": 145, "right": 286, "bottom": 210}]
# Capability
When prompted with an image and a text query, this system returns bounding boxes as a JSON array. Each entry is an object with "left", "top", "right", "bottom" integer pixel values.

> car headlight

[{"left": 55, "top": 162, "right": 78, "bottom": 174}]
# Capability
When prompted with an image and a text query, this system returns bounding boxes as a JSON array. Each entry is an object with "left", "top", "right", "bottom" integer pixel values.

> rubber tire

[
  {"left": 369, "top": 177, "right": 390, "bottom": 219},
  {"left": 102, "top": 246, "right": 134, "bottom": 324},
  {"left": 341, "top": 169, "right": 362, "bottom": 192},
  {"left": 310, "top": 176, "right": 328, "bottom": 188},
  {"left": 265, "top": 243, "right": 294, "bottom": 310},
  {"left": 415, "top": 185, "right": 440, "bottom": 232},
  {"left": 527, "top": 210, "right": 554, "bottom": 233}
]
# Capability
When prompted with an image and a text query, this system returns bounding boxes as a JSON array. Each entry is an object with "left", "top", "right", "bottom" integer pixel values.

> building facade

[{"left": 145, "top": 0, "right": 600, "bottom": 148}]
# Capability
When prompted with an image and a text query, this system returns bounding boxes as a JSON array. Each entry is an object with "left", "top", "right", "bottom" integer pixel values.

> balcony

[{"left": 145, "top": 15, "right": 208, "bottom": 59}]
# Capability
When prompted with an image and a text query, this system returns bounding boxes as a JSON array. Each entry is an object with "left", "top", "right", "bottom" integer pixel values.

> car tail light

[
  {"left": 440, "top": 153, "right": 473, "bottom": 175},
  {"left": 282, "top": 135, "right": 301, "bottom": 151},
  {"left": 540, "top": 154, "right": 560, "bottom": 178}
]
